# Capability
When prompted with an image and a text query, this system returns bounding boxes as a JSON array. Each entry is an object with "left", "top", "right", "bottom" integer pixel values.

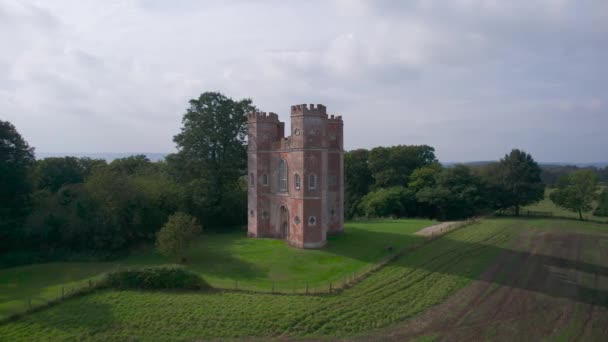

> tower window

[
  {"left": 308, "top": 174, "right": 317, "bottom": 190},
  {"left": 308, "top": 216, "right": 317, "bottom": 226},
  {"left": 294, "top": 173, "right": 301, "bottom": 190},
  {"left": 250, "top": 173, "right": 255, "bottom": 187},
  {"left": 278, "top": 159, "right": 288, "bottom": 192},
  {"left": 262, "top": 174, "right": 268, "bottom": 186}
]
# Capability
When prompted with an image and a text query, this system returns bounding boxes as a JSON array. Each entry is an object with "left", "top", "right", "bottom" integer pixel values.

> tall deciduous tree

[
  {"left": 594, "top": 189, "right": 608, "bottom": 217},
  {"left": 168, "top": 92, "right": 255, "bottom": 227},
  {"left": 35, "top": 157, "right": 86, "bottom": 192},
  {"left": 550, "top": 170, "right": 599, "bottom": 220},
  {"left": 496, "top": 149, "right": 544, "bottom": 215},
  {"left": 367, "top": 145, "right": 437, "bottom": 188},
  {"left": 344, "top": 149, "right": 374, "bottom": 218},
  {"left": 0, "top": 120, "right": 35, "bottom": 251}
]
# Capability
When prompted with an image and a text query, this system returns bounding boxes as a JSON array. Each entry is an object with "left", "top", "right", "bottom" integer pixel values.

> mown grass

[
  {"left": 0, "top": 219, "right": 434, "bottom": 319},
  {"left": 523, "top": 188, "right": 608, "bottom": 223},
  {"left": 0, "top": 219, "right": 520, "bottom": 340}
]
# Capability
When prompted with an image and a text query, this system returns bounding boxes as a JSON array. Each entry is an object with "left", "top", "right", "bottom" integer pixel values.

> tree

[
  {"left": 344, "top": 149, "right": 373, "bottom": 218},
  {"left": 358, "top": 186, "right": 416, "bottom": 218},
  {"left": 0, "top": 120, "right": 35, "bottom": 251},
  {"left": 110, "top": 155, "right": 153, "bottom": 175},
  {"left": 496, "top": 149, "right": 544, "bottom": 215},
  {"left": 168, "top": 92, "right": 255, "bottom": 227},
  {"left": 408, "top": 163, "right": 442, "bottom": 191},
  {"left": 416, "top": 165, "right": 486, "bottom": 220},
  {"left": 594, "top": 189, "right": 608, "bottom": 217},
  {"left": 35, "top": 157, "right": 86, "bottom": 192},
  {"left": 156, "top": 212, "right": 202, "bottom": 262},
  {"left": 550, "top": 170, "right": 599, "bottom": 220},
  {"left": 367, "top": 145, "right": 437, "bottom": 188}
]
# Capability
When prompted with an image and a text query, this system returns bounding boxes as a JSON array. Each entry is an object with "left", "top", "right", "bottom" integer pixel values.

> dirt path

[
  {"left": 350, "top": 227, "right": 608, "bottom": 341},
  {"left": 414, "top": 221, "right": 459, "bottom": 237}
]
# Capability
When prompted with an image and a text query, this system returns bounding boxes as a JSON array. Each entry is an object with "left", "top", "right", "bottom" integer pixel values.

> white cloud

[{"left": 0, "top": 0, "right": 607, "bottom": 162}]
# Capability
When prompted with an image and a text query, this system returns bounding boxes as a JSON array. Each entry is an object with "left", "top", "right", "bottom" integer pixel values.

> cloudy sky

[{"left": 1, "top": 0, "right": 607, "bottom": 162}]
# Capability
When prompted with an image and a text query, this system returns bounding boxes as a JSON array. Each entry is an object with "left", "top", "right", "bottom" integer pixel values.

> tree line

[
  {"left": 345, "top": 147, "right": 548, "bottom": 220},
  {"left": 2, "top": 91, "right": 606, "bottom": 266},
  {"left": 0, "top": 92, "right": 251, "bottom": 265}
]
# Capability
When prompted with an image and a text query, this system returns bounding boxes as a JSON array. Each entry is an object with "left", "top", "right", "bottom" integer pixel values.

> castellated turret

[{"left": 247, "top": 104, "right": 344, "bottom": 248}]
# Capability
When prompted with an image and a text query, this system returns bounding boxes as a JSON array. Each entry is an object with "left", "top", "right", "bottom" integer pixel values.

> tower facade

[{"left": 247, "top": 104, "right": 344, "bottom": 248}]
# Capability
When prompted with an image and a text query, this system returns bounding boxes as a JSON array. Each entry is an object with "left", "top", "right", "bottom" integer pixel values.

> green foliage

[
  {"left": 358, "top": 187, "right": 416, "bottom": 218},
  {"left": 0, "top": 120, "right": 35, "bottom": 252},
  {"left": 494, "top": 149, "right": 545, "bottom": 215},
  {"left": 156, "top": 212, "right": 202, "bottom": 261},
  {"left": 109, "top": 154, "right": 153, "bottom": 175},
  {"left": 550, "top": 170, "right": 599, "bottom": 220},
  {"left": 168, "top": 92, "right": 254, "bottom": 228},
  {"left": 368, "top": 145, "right": 437, "bottom": 188},
  {"left": 408, "top": 163, "right": 442, "bottom": 191},
  {"left": 344, "top": 149, "right": 374, "bottom": 218},
  {"left": 105, "top": 266, "right": 209, "bottom": 290},
  {"left": 34, "top": 157, "right": 86, "bottom": 192},
  {"left": 416, "top": 165, "right": 487, "bottom": 220},
  {"left": 593, "top": 189, "right": 608, "bottom": 217}
]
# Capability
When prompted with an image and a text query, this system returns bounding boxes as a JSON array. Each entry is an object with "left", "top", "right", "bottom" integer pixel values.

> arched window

[
  {"left": 262, "top": 174, "right": 268, "bottom": 186},
  {"left": 294, "top": 173, "right": 301, "bottom": 190},
  {"left": 278, "top": 159, "right": 288, "bottom": 192},
  {"left": 250, "top": 173, "right": 255, "bottom": 187},
  {"left": 308, "top": 174, "right": 317, "bottom": 190}
]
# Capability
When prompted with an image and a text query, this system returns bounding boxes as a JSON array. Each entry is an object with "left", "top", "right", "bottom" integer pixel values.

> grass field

[
  {"left": 524, "top": 188, "right": 608, "bottom": 223},
  {"left": 2, "top": 218, "right": 606, "bottom": 341},
  {"left": 0, "top": 219, "right": 518, "bottom": 340},
  {"left": 0, "top": 219, "right": 434, "bottom": 319}
]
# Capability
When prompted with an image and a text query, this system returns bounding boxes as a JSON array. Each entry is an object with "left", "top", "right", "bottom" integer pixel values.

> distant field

[
  {"left": 0, "top": 219, "right": 434, "bottom": 319},
  {"left": 523, "top": 188, "right": 607, "bottom": 223}
]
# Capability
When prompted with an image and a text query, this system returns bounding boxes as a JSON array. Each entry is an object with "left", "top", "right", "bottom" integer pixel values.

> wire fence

[{"left": 2, "top": 218, "right": 479, "bottom": 323}]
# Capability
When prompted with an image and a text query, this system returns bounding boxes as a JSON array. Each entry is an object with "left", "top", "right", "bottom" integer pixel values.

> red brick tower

[{"left": 247, "top": 104, "right": 344, "bottom": 248}]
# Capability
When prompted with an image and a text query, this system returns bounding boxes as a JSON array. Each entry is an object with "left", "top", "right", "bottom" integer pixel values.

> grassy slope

[
  {"left": 524, "top": 188, "right": 607, "bottom": 223},
  {"left": 0, "top": 219, "right": 519, "bottom": 341},
  {"left": 0, "top": 219, "right": 434, "bottom": 319}
]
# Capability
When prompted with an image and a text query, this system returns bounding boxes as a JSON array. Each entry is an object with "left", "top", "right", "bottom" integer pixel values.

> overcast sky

[{"left": 1, "top": 0, "right": 607, "bottom": 162}]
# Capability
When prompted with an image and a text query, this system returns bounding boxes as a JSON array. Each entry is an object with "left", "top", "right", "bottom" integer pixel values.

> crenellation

[{"left": 248, "top": 103, "right": 344, "bottom": 248}]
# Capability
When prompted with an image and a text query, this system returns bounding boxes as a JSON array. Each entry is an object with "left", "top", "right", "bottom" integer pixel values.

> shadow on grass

[
  {"left": 326, "top": 218, "right": 608, "bottom": 308},
  {"left": 26, "top": 300, "right": 114, "bottom": 332}
]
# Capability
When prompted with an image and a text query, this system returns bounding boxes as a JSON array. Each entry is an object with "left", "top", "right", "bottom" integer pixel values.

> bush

[
  {"left": 106, "top": 266, "right": 210, "bottom": 290},
  {"left": 156, "top": 212, "right": 202, "bottom": 262},
  {"left": 594, "top": 190, "right": 608, "bottom": 217}
]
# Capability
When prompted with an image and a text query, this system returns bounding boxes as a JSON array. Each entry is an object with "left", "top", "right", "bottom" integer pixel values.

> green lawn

[
  {"left": 0, "top": 219, "right": 434, "bottom": 319},
  {"left": 0, "top": 218, "right": 516, "bottom": 340},
  {"left": 523, "top": 188, "right": 608, "bottom": 223}
]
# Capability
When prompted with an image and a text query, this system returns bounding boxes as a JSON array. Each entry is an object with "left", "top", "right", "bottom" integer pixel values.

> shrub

[
  {"left": 594, "top": 189, "right": 608, "bottom": 217},
  {"left": 105, "top": 266, "right": 209, "bottom": 290},
  {"left": 156, "top": 212, "right": 202, "bottom": 262}
]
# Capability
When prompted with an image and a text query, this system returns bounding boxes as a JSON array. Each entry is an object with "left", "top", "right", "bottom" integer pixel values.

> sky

[{"left": 1, "top": 0, "right": 607, "bottom": 162}]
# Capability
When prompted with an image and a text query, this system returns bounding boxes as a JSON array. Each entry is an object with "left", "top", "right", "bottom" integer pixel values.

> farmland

[
  {"left": 0, "top": 219, "right": 434, "bottom": 319},
  {"left": 1, "top": 218, "right": 607, "bottom": 341}
]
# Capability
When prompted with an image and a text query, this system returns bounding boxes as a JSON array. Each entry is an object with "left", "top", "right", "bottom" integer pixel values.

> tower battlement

[
  {"left": 248, "top": 111, "right": 280, "bottom": 122},
  {"left": 290, "top": 104, "right": 327, "bottom": 116},
  {"left": 248, "top": 103, "right": 344, "bottom": 249}
]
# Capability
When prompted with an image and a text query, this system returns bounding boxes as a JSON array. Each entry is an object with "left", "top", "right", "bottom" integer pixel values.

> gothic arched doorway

[{"left": 279, "top": 205, "right": 289, "bottom": 239}]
